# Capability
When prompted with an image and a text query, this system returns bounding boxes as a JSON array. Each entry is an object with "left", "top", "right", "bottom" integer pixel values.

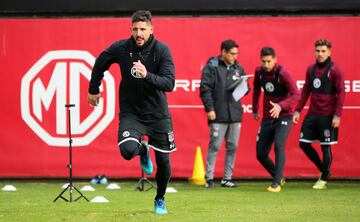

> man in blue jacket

[
  {"left": 88, "top": 10, "right": 175, "bottom": 214},
  {"left": 200, "top": 39, "right": 249, "bottom": 188}
]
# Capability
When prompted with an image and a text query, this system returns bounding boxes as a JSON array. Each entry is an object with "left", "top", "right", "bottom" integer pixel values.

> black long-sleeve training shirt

[{"left": 89, "top": 35, "right": 175, "bottom": 120}]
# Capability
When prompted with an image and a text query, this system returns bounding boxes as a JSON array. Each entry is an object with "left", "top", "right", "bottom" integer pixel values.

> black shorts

[
  {"left": 300, "top": 115, "right": 338, "bottom": 145},
  {"left": 118, "top": 114, "right": 176, "bottom": 153}
]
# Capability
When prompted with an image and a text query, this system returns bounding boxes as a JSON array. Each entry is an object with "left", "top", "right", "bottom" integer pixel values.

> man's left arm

[
  {"left": 144, "top": 45, "right": 175, "bottom": 92},
  {"left": 332, "top": 65, "right": 346, "bottom": 127},
  {"left": 277, "top": 70, "right": 300, "bottom": 111}
]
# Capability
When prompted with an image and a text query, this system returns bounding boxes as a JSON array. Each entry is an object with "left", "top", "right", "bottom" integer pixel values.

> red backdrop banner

[{"left": 0, "top": 17, "right": 359, "bottom": 178}]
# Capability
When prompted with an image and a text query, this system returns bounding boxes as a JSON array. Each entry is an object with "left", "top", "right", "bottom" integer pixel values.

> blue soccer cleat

[
  {"left": 140, "top": 141, "right": 153, "bottom": 175},
  {"left": 154, "top": 198, "right": 168, "bottom": 215}
]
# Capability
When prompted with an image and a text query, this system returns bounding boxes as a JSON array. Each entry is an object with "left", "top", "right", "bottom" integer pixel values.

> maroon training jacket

[{"left": 295, "top": 61, "right": 345, "bottom": 117}]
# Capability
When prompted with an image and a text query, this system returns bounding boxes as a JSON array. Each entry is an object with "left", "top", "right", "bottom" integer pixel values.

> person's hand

[
  {"left": 207, "top": 111, "right": 216, "bottom": 120},
  {"left": 332, "top": 116, "right": 341, "bottom": 128},
  {"left": 253, "top": 113, "right": 259, "bottom": 121},
  {"left": 269, "top": 101, "right": 281, "bottom": 119},
  {"left": 293, "top": 112, "right": 300, "bottom": 124},
  {"left": 133, "top": 60, "right": 148, "bottom": 78},
  {"left": 88, "top": 93, "right": 100, "bottom": 106}
]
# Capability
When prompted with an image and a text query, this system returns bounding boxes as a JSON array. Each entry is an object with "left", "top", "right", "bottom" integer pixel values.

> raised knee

[
  {"left": 119, "top": 146, "right": 133, "bottom": 160},
  {"left": 119, "top": 140, "right": 139, "bottom": 160}
]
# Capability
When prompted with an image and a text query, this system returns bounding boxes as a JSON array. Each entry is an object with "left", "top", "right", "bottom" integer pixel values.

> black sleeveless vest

[
  {"left": 310, "top": 61, "right": 336, "bottom": 94},
  {"left": 260, "top": 66, "right": 288, "bottom": 97}
]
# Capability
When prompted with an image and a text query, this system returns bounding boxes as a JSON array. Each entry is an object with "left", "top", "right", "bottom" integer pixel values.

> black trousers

[{"left": 256, "top": 116, "right": 292, "bottom": 184}]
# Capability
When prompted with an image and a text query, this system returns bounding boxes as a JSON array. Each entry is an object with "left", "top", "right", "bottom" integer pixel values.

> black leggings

[
  {"left": 154, "top": 151, "right": 171, "bottom": 200},
  {"left": 119, "top": 140, "right": 171, "bottom": 200},
  {"left": 256, "top": 117, "right": 292, "bottom": 185},
  {"left": 299, "top": 142, "right": 332, "bottom": 180}
]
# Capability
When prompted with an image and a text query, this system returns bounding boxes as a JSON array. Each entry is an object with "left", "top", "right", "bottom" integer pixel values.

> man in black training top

[{"left": 88, "top": 10, "right": 176, "bottom": 214}]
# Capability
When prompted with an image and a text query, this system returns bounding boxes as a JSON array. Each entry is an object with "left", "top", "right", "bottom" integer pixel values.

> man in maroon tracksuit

[
  {"left": 253, "top": 47, "right": 300, "bottom": 192},
  {"left": 293, "top": 39, "right": 345, "bottom": 189}
]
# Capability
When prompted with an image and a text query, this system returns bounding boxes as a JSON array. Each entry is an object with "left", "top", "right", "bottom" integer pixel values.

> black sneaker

[
  {"left": 205, "top": 179, "right": 215, "bottom": 188},
  {"left": 221, "top": 179, "right": 238, "bottom": 188}
]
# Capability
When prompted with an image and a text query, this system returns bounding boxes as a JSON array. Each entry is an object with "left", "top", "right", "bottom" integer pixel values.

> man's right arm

[
  {"left": 88, "top": 42, "right": 120, "bottom": 106},
  {"left": 89, "top": 41, "right": 120, "bottom": 95},
  {"left": 200, "top": 65, "right": 215, "bottom": 113},
  {"left": 295, "top": 66, "right": 312, "bottom": 113},
  {"left": 293, "top": 66, "right": 312, "bottom": 124}
]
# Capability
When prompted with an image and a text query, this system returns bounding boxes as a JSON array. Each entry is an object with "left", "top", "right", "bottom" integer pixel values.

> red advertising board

[{"left": 0, "top": 17, "right": 359, "bottom": 178}]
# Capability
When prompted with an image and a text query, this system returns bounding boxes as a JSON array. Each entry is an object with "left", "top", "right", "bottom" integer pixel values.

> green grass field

[{"left": 0, "top": 181, "right": 359, "bottom": 222}]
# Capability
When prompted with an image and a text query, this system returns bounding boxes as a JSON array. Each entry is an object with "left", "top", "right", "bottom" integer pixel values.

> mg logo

[{"left": 21, "top": 50, "right": 115, "bottom": 146}]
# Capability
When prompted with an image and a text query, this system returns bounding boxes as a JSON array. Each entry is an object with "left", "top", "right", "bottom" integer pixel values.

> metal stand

[
  {"left": 135, "top": 170, "right": 156, "bottom": 191},
  {"left": 54, "top": 104, "right": 89, "bottom": 202}
]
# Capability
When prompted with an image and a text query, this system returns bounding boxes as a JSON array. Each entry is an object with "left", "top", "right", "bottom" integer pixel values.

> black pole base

[
  {"left": 53, "top": 183, "right": 89, "bottom": 202},
  {"left": 135, "top": 171, "right": 157, "bottom": 191}
]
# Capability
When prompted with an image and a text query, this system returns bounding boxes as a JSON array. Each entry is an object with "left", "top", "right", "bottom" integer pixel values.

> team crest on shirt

[
  {"left": 324, "top": 129, "right": 331, "bottom": 138},
  {"left": 131, "top": 67, "right": 142, "bottom": 78},
  {"left": 265, "top": 82, "right": 275, "bottom": 92},
  {"left": 168, "top": 131, "right": 174, "bottom": 142},
  {"left": 313, "top": 78, "right": 321, "bottom": 88},
  {"left": 122, "top": 131, "right": 130, "bottom": 137},
  {"left": 232, "top": 71, "right": 241, "bottom": 80}
]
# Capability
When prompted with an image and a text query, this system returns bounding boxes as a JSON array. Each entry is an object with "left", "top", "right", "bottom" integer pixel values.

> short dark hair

[
  {"left": 221, "top": 39, "right": 239, "bottom": 52},
  {"left": 132, "top": 10, "right": 152, "bottom": 24},
  {"left": 315, "top": 39, "right": 332, "bottom": 48},
  {"left": 260, "top": 47, "right": 276, "bottom": 57}
]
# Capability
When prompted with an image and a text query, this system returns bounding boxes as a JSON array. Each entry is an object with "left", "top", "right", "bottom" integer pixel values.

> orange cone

[{"left": 189, "top": 146, "right": 206, "bottom": 185}]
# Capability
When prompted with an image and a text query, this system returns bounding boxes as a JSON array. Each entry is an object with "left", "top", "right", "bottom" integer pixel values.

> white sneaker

[
  {"left": 313, "top": 179, "right": 327, "bottom": 189},
  {"left": 220, "top": 179, "right": 238, "bottom": 188},
  {"left": 280, "top": 177, "right": 286, "bottom": 186}
]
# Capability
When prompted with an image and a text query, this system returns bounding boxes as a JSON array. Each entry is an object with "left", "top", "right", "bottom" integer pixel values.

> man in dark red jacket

[
  {"left": 293, "top": 39, "right": 345, "bottom": 189},
  {"left": 253, "top": 47, "right": 300, "bottom": 192}
]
